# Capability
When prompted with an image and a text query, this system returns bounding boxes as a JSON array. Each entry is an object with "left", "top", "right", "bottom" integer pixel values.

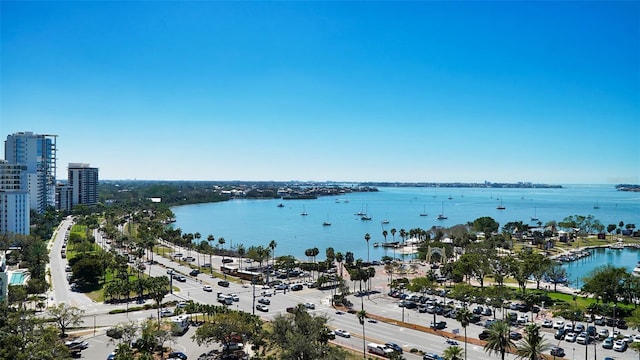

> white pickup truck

[{"left": 367, "top": 343, "right": 393, "bottom": 357}]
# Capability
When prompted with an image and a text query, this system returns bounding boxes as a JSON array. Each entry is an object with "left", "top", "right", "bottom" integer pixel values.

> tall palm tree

[
  {"left": 218, "top": 237, "right": 226, "bottom": 261},
  {"left": 269, "top": 240, "right": 277, "bottom": 269},
  {"left": 357, "top": 309, "right": 368, "bottom": 358},
  {"left": 516, "top": 323, "right": 548, "bottom": 360},
  {"left": 455, "top": 307, "right": 473, "bottom": 360},
  {"left": 443, "top": 345, "right": 464, "bottom": 360},
  {"left": 364, "top": 233, "right": 371, "bottom": 263},
  {"left": 483, "top": 320, "right": 514, "bottom": 360},
  {"left": 207, "top": 234, "right": 214, "bottom": 275}
]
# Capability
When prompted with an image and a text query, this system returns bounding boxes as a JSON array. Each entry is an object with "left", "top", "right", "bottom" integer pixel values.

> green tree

[
  {"left": 455, "top": 308, "right": 473, "bottom": 360},
  {"left": 483, "top": 320, "right": 514, "bottom": 360},
  {"left": 515, "top": 323, "right": 548, "bottom": 360},
  {"left": 443, "top": 345, "right": 465, "bottom": 360},
  {"left": 472, "top": 217, "right": 500, "bottom": 235},
  {"left": 48, "top": 303, "right": 84, "bottom": 338}
]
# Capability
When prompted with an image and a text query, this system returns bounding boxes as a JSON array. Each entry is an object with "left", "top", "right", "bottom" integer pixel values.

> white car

[
  {"left": 256, "top": 304, "right": 269, "bottom": 312},
  {"left": 203, "top": 285, "right": 213, "bottom": 292},
  {"left": 304, "top": 302, "right": 315, "bottom": 310},
  {"left": 160, "top": 308, "right": 174, "bottom": 317},
  {"left": 564, "top": 332, "right": 577, "bottom": 342},
  {"left": 229, "top": 294, "right": 239, "bottom": 302},
  {"left": 334, "top": 329, "right": 351, "bottom": 338},
  {"left": 541, "top": 319, "right": 553, "bottom": 328},
  {"left": 563, "top": 323, "right": 574, "bottom": 332},
  {"left": 576, "top": 332, "right": 589, "bottom": 345},
  {"left": 553, "top": 320, "right": 565, "bottom": 329},
  {"left": 614, "top": 339, "right": 628, "bottom": 352}
]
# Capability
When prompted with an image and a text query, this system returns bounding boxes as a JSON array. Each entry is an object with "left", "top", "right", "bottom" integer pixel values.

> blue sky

[{"left": 1, "top": 1, "right": 638, "bottom": 184}]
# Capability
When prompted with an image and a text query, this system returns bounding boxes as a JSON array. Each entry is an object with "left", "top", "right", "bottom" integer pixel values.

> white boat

[
  {"left": 530, "top": 207, "right": 538, "bottom": 221},
  {"left": 300, "top": 205, "right": 308, "bottom": 216},
  {"left": 633, "top": 262, "right": 640, "bottom": 277},
  {"left": 382, "top": 219, "right": 390, "bottom": 224},
  {"left": 437, "top": 201, "right": 447, "bottom": 220}
]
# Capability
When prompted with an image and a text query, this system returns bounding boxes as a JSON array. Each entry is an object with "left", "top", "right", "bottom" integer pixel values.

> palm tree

[
  {"left": 443, "top": 345, "right": 464, "bottom": 360},
  {"left": 218, "top": 237, "right": 226, "bottom": 261},
  {"left": 516, "top": 323, "right": 548, "bottom": 360},
  {"left": 455, "top": 307, "right": 473, "bottom": 360},
  {"left": 357, "top": 309, "right": 368, "bottom": 358},
  {"left": 269, "top": 240, "right": 277, "bottom": 269},
  {"left": 483, "top": 320, "right": 514, "bottom": 360},
  {"left": 207, "top": 234, "right": 214, "bottom": 275},
  {"left": 364, "top": 233, "right": 371, "bottom": 263}
]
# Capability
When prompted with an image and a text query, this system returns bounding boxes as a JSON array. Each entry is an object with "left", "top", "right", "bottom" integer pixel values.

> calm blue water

[
  {"left": 172, "top": 184, "right": 639, "bottom": 263},
  {"left": 562, "top": 247, "right": 640, "bottom": 289}
]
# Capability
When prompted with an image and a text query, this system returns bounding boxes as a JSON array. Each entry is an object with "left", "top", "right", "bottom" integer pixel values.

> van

[{"left": 367, "top": 343, "right": 393, "bottom": 357}]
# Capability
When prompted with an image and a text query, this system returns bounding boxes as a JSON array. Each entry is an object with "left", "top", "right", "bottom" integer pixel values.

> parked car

[
  {"left": 614, "top": 339, "right": 628, "bottom": 352},
  {"left": 576, "top": 332, "right": 590, "bottom": 345},
  {"left": 550, "top": 346, "right": 565, "bottom": 357},
  {"left": 564, "top": 332, "right": 577, "bottom": 342},
  {"left": 430, "top": 321, "right": 447, "bottom": 330},
  {"left": 335, "top": 329, "right": 351, "bottom": 338},
  {"left": 479, "top": 330, "right": 491, "bottom": 340},
  {"left": 541, "top": 319, "right": 553, "bottom": 328},
  {"left": 554, "top": 328, "right": 566, "bottom": 340},
  {"left": 553, "top": 320, "right": 565, "bottom": 329},
  {"left": 602, "top": 337, "right": 614, "bottom": 349},
  {"left": 221, "top": 258, "right": 233, "bottom": 263},
  {"left": 160, "top": 308, "right": 174, "bottom": 317},
  {"left": 510, "top": 331, "right": 523, "bottom": 340}
]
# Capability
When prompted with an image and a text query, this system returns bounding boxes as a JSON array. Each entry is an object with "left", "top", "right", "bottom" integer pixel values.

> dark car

[
  {"left": 291, "top": 284, "right": 303, "bottom": 291},
  {"left": 430, "top": 321, "right": 447, "bottom": 329},
  {"left": 617, "top": 319, "right": 628, "bottom": 329},
  {"left": 218, "top": 280, "right": 230, "bottom": 287},
  {"left": 479, "top": 330, "right": 491, "bottom": 340},
  {"left": 554, "top": 329, "right": 566, "bottom": 340},
  {"left": 168, "top": 351, "right": 188, "bottom": 360},
  {"left": 222, "top": 258, "right": 233, "bottom": 263},
  {"left": 509, "top": 331, "right": 522, "bottom": 340},
  {"left": 189, "top": 269, "right": 200, "bottom": 276},
  {"left": 550, "top": 346, "right": 565, "bottom": 357},
  {"left": 258, "top": 298, "right": 270, "bottom": 305},
  {"left": 385, "top": 342, "right": 403, "bottom": 353}
]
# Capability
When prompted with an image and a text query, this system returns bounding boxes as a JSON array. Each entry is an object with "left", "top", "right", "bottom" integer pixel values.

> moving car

[
  {"left": 168, "top": 351, "right": 187, "bottom": 360},
  {"left": 423, "top": 353, "right": 444, "bottom": 360},
  {"left": 335, "top": 329, "right": 351, "bottom": 338},
  {"left": 430, "top": 321, "right": 447, "bottom": 329},
  {"left": 258, "top": 298, "right": 270, "bottom": 305},
  {"left": 218, "top": 280, "right": 230, "bottom": 287},
  {"left": 304, "top": 302, "right": 315, "bottom": 309},
  {"left": 256, "top": 304, "right": 269, "bottom": 312},
  {"left": 385, "top": 342, "right": 403, "bottom": 353},
  {"left": 203, "top": 285, "right": 212, "bottom": 292},
  {"left": 160, "top": 308, "right": 174, "bottom": 317}
]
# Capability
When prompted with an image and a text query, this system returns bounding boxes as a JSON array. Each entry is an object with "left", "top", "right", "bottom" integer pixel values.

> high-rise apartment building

[
  {"left": 0, "top": 160, "right": 30, "bottom": 235},
  {"left": 4, "top": 132, "right": 57, "bottom": 214},
  {"left": 68, "top": 163, "right": 99, "bottom": 206}
]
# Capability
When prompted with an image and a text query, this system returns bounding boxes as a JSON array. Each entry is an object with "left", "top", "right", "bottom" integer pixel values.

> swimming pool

[{"left": 9, "top": 271, "right": 27, "bottom": 285}]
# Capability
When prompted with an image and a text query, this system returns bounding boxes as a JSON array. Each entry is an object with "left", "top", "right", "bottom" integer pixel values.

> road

[{"left": 46, "top": 224, "right": 637, "bottom": 360}]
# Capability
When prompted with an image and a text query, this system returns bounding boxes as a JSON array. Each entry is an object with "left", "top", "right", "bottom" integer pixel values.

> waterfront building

[
  {"left": 67, "top": 162, "right": 99, "bottom": 206},
  {"left": 4, "top": 131, "right": 57, "bottom": 214},
  {"left": 56, "top": 183, "right": 73, "bottom": 212},
  {"left": 0, "top": 160, "right": 30, "bottom": 235}
]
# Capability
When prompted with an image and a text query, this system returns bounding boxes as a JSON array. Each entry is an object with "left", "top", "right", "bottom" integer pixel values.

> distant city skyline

[{"left": 1, "top": 2, "right": 638, "bottom": 184}]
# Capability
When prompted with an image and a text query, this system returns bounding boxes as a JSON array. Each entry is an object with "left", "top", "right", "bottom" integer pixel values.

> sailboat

[
  {"left": 437, "top": 201, "right": 447, "bottom": 220},
  {"left": 360, "top": 205, "right": 372, "bottom": 220},
  {"left": 322, "top": 214, "right": 331, "bottom": 226},
  {"left": 593, "top": 202, "right": 600, "bottom": 209},
  {"left": 530, "top": 207, "right": 539, "bottom": 221},
  {"left": 497, "top": 199, "right": 506, "bottom": 210},
  {"left": 300, "top": 205, "right": 308, "bottom": 216},
  {"left": 419, "top": 205, "right": 428, "bottom": 217}
]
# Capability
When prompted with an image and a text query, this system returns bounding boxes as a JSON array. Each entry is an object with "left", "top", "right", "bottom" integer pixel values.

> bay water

[{"left": 172, "top": 184, "right": 639, "bottom": 279}]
